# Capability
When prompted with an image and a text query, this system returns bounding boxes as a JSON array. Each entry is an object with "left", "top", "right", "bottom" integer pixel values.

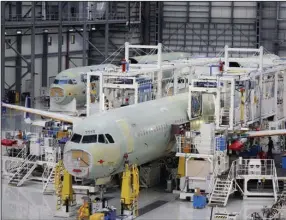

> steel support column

[
  {"left": 31, "top": 2, "right": 36, "bottom": 104},
  {"left": 274, "top": 2, "right": 280, "bottom": 55},
  {"left": 42, "top": 32, "right": 48, "bottom": 87},
  {"left": 158, "top": 2, "right": 163, "bottom": 43},
  {"left": 15, "top": 1, "right": 22, "bottom": 94},
  {"left": 231, "top": 2, "right": 234, "bottom": 48},
  {"left": 58, "top": 2, "right": 63, "bottom": 73},
  {"left": 65, "top": 31, "right": 70, "bottom": 69},
  {"left": 1, "top": 2, "right": 5, "bottom": 100},
  {"left": 104, "top": 2, "right": 109, "bottom": 59},
  {"left": 82, "top": 23, "right": 87, "bottom": 66},
  {"left": 184, "top": 2, "right": 190, "bottom": 51},
  {"left": 143, "top": 2, "right": 150, "bottom": 46},
  {"left": 256, "top": 2, "right": 262, "bottom": 48},
  {"left": 15, "top": 34, "right": 22, "bottom": 94}
]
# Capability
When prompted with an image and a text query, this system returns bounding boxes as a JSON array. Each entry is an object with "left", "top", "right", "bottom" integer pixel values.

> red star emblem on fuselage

[{"left": 98, "top": 159, "right": 104, "bottom": 164}]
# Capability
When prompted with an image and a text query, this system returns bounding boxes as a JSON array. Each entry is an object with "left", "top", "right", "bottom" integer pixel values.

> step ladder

[
  {"left": 208, "top": 178, "right": 234, "bottom": 207},
  {"left": 42, "top": 166, "right": 56, "bottom": 194},
  {"left": 8, "top": 155, "right": 37, "bottom": 187},
  {"left": 220, "top": 108, "right": 230, "bottom": 126}
]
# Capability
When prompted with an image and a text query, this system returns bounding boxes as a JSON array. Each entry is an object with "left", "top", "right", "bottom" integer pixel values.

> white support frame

[
  {"left": 188, "top": 77, "right": 236, "bottom": 130},
  {"left": 86, "top": 71, "right": 104, "bottom": 117},
  {"left": 224, "top": 45, "right": 264, "bottom": 72},
  {"left": 125, "top": 42, "right": 163, "bottom": 98}
]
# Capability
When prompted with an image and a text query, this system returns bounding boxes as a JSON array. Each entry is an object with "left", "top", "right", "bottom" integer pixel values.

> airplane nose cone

[
  {"left": 50, "top": 86, "right": 66, "bottom": 104},
  {"left": 63, "top": 149, "right": 92, "bottom": 178}
]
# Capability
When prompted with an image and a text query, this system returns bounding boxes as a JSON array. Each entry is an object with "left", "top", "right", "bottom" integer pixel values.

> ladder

[
  {"left": 8, "top": 155, "right": 37, "bottom": 187},
  {"left": 208, "top": 178, "right": 234, "bottom": 207},
  {"left": 55, "top": 161, "right": 64, "bottom": 210},
  {"left": 42, "top": 166, "right": 56, "bottom": 194}
]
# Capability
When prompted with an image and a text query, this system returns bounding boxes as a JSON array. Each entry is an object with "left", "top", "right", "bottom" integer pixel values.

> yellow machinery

[
  {"left": 77, "top": 200, "right": 90, "bottom": 220},
  {"left": 54, "top": 160, "right": 76, "bottom": 215},
  {"left": 89, "top": 213, "right": 104, "bottom": 220},
  {"left": 120, "top": 163, "right": 140, "bottom": 217}
]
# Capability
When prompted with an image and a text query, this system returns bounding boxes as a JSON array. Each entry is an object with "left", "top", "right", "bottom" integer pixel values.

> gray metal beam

[
  {"left": 74, "top": 27, "right": 104, "bottom": 57},
  {"left": 65, "top": 31, "right": 70, "bottom": 69},
  {"left": 183, "top": 2, "right": 190, "bottom": 51},
  {"left": 15, "top": 34, "right": 22, "bottom": 94},
  {"left": 158, "top": 2, "right": 163, "bottom": 43},
  {"left": 1, "top": 2, "right": 5, "bottom": 100},
  {"left": 105, "top": 2, "right": 109, "bottom": 60},
  {"left": 206, "top": 2, "right": 212, "bottom": 56},
  {"left": 274, "top": 2, "right": 279, "bottom": 55},
  {"left": 42, "top": 32, "right": 48, "bottom": 87},
  {"left": 5, "top": 50, "right": 85, "bottom": 61},
  {"left": 82, "top": 23, "right": 87, "bottom": 66},
  {"left": 58, "top": 2, "right": 63, "bottom": 72},
  {"left": 30, "top": 1, "right": 36, "bottom": 105},
  {"left": 231, "top": 2, "right": 234, "bottom": 48},
  {"left": 4, "top": 19, "right": 128, "bottom": 29},
  {"left": 143, "top": 2, "right": 150, "bottom": 46}
]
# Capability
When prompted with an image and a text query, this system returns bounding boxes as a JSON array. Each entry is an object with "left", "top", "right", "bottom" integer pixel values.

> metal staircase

[
  {"left": 8, "top": 155, "right": 37, "bottom": 187},
  {"left": 5, "top": 147, "right": 28, "bottom": 174},
  {"left": 209, "top": 160, "right": 236, "bottom": 207},
  {"left": 208, "top": 178, "right": 234, "bottom": 207},
  {"left": 42, "top": 166, "right": 56, "bottom": 194}
]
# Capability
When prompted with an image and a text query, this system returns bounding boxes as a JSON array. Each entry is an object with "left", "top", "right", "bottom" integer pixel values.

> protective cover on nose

[
  {"left": 63, "top": 149, "right": 91, "bottom": 178},
  {"left": 50, "top": 87, "right": 65, "bottom": 104}
]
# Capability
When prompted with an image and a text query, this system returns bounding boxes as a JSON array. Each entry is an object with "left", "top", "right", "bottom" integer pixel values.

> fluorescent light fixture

[
  {"left": 43, "top": 29, "right": 49, "bottom": 33},
  {"left": 69, "top": 29, "right": 74, "bottom": 32},
  {"left": 91, "top": 27, "right": 96, "bottom": 31},
  {"left": 80, "top": 28, "right": 83, "bottom": 31},
  {"left": 5, "top": 32, "right": 7, "bottom": 35},
  {"left": 16, "top": 30, "right": 22, "bottom": 34}
]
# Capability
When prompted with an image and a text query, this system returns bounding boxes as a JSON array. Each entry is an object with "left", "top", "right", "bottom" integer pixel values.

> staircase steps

[
  {"left": 208, "top": 178, "right": 234, "bottom": 207},
  {"left": 43, "top": 166, "right": 56, "bottom": 194},
  {"left": 8, "top": 155, "right": 37, "bottom": 187}
]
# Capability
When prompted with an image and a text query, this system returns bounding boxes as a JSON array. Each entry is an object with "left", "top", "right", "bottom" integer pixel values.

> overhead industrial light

[
  {"left": 80, "top": 28, "right": 84, "bottom": 31},
  {"left": 91, "top": 27, "right": 96, "bottom": 31},
  {"left": 5, "top": 32, "right": 7, "bottom": 35},
  {"left": 43, "top": 29, "right": 49, "bottom": 33},
  {"left": 16, "top": 30, "right": 22, "bottom": 34},
  {"left": 69, "top": 29, "right": 74, "bottom": 32}
]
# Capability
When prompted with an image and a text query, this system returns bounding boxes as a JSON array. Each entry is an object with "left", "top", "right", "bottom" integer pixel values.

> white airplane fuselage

[{"left": 63, "top": 93, "right": 189, "bottom": 180}]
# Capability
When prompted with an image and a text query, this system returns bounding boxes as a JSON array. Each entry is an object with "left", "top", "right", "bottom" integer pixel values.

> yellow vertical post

[
  {"left": 61, "top": 169, "right": 74, "bottom": 202},
  {"left": 240, "top": 89, "right": 245, "bottom": 122},
  {"left": 177, "top": 157, "right": 186, "bottom": 177}
]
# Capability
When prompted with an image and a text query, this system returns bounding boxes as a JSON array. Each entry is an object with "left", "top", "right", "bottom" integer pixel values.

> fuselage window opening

[
  {"left": 70, "top": 133, "right": 82, "bottom": 143},
  {"left": 82, "top": 135, "right": 97, "bottom": 144},
  {"left": 98, "top": 134, "right": 107, "bottom": 143},
  {"left": 105, "top": 134, "right": 114, "bottom": 143}
]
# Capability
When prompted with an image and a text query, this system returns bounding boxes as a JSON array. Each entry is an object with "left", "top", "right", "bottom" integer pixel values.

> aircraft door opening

[{"left": 116, "top": 119, "right": 134, "bottom": 154}]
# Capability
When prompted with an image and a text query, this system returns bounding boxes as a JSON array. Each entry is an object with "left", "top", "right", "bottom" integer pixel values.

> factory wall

[
  {"left": 160, "top": 2, "right": 257, "bottom": 57},
  {"left": 89, "top": 2, "right": 142, "bottom": 64},
  {"left": 158, "top": 1, "right": 286, "bottom": 56},
  {"left": 4, "top": 29, "right": 85, "bottom": 97}
]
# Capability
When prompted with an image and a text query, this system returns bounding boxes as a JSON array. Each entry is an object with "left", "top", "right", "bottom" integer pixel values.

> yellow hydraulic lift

[
  {"left": 120, "top": 163, "right": 140, "bottom": 218},
  {"left": 54, "top": 160, "right": 77, "bottom": 217}
]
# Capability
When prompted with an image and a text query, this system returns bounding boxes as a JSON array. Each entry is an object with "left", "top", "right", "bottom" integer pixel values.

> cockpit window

[
  {"left": 82, "top": 135, "right": 97, "bottom": 143},
  {"left": 70, "top": 133, "right": 82, "bottom": 143},
  {"left": 105, "top": 134, "right": 114, "bottom": 143},
  {"left": 98, "top": 134, "right": 107, "bottom": 143},
  {"left": 53, "top": 79, "right": 74, "bottom": 85}
]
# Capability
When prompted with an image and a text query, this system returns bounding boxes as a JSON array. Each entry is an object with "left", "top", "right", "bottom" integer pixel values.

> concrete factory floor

[{"left": 1, "top": 178, "right": 277, "bottom": 220}]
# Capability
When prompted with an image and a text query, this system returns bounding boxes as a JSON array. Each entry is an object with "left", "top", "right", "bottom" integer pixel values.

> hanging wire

[{"left": 100, "top": 45, "right": 125, "bottom": 65}]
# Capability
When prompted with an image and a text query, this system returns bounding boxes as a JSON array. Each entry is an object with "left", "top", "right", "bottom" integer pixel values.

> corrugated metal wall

[{"left": 160, "top": 2, "right": 258, "bottom": 56}]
